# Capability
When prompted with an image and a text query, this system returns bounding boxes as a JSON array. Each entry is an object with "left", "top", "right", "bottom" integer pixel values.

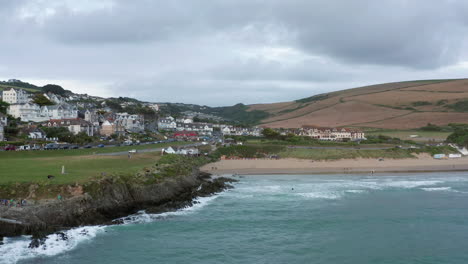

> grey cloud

[{"left": 0, "top": 0, "right": 467, "bottom": 105}]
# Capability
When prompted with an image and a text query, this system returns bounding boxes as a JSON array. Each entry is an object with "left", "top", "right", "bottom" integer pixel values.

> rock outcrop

[{"left": 0, "top": 171, "right": 235, "bottom": 238}]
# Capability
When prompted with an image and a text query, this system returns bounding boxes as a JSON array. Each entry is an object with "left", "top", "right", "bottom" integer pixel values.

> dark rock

[
  {"left": 56, "top": 232, "right": 68, "bottom": 241},
  {"left": 28, "top": 232, "right": 47, "bottom": 249},
  {"left": 1, "top": 171, "right": 237, "bottom": 238}
]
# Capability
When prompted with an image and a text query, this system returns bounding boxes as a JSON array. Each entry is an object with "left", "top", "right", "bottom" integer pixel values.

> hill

[
  {"left": 250, "top": 79, "right": 468, "bottom": 129},
  {"left": 0, "top": 80, "right": 42, "bottom": 93}
]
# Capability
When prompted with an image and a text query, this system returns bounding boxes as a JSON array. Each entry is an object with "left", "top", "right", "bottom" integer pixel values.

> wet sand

[{"left": 201, "top": 154, "right": 468, "bottom": 175}]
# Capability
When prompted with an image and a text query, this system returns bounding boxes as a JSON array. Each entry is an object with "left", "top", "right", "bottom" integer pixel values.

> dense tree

[
  {"left": 446, "top": 128, "right": 468, "bottom": 147},
  {"left": 42, "top": 84, "right": 68, "bottom": 96},
  {"left": 262, "top": 128, "right": 280, "bottom": 139},
  {"left": 104, "top": 100, "right": 123, "bottom": 112},
  {"left": 32, "top": 94, "right": 55, "bottom": 106},
  {"left": 0, "top": 100, "right": 9, "bottom": 114}
]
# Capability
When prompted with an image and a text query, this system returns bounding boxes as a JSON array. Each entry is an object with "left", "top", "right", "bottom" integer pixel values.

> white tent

[{"left": 163, "top": 146, "right": 176, "bottom": 154}]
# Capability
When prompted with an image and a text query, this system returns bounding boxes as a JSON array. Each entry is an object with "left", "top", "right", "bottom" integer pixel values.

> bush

[
  {"left": 419, "top": 123, "right": 443, "bottom": 131},
  {"left": 215, "top": 145, "right": 285, "bottom": 158},
  {"left": 411, "top": 101, "right": 432, "bottom": 107},
  {"left": 446, "top": 100, "right": 468, "bottom": 112}
]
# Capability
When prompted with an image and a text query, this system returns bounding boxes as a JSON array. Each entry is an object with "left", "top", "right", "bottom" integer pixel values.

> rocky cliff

[{"left": 0, "top": 171, "right": 234, "bottom": 239}]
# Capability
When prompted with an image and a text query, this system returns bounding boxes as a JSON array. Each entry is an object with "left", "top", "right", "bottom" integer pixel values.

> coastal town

[{"left": 0, "top": 81, "right": 369, "bottom": 151}]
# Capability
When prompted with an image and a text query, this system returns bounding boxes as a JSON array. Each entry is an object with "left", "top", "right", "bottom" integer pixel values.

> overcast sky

[{"left": 1, "top": 0, "right": 468, "bottom": 106}]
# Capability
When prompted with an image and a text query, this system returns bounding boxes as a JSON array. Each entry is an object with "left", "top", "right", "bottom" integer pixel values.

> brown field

[
  {"left": 252, "top": 79, "right": 468, "bottom": 129},
  {"left": 356, "top": 112, "right": 468, "bottom": 129},
  {"left": 263, "top": 101, "right": 411, "bottom": 128},
  {"left": 348, "top": 90, "right": 468, "bottom": 107},
  {"left": 400, "top": 80, "right": 468, "bottom": 92}
]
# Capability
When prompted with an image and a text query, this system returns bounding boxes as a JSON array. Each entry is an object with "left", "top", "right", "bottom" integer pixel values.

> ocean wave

[
  {"left": 380, "top": 180, "right": 443, "bottom": 189},
  {"left": 345, "top": 189, "right": 367, "bottom": 194},
  {"left": 420, "top": 187, "right": 453, "bottom": 192},
  {"left": 120, "top": 195, "right": 220, "bottom": 225},
  {"left": 0, "top": 226, "right": 106, "bottom": 264},
  {"left": 0, "top": 194, "right": 222, "bottom": 263},
  {"left": 296, "top": 192, "right": 342, "bottom": 199}
]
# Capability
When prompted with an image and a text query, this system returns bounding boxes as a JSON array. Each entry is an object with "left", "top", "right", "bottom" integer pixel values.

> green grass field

[
  {"left": 0, "top": 141, "right": 186, "bottom": 159},
  {"left": 277, "top": 148, "right": 415, "bottom": 160},
  {"left": 366, "top": 130, "right": 451, "bottom": 142},
  {"left": 0, "top": 142, "right": 187, "bottom": 184},
  {"left": 0, "top": 153, "right": 161, "bottom": 184}
]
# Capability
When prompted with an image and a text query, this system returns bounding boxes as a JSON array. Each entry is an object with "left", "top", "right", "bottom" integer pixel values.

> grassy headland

[{"left": 0, "top": 142, "right": 187, "bottom": 185}]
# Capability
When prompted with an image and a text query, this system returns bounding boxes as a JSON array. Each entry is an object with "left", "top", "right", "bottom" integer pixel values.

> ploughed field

[{"left": 252, "top": 79, "right": 468, "bottom": 129}]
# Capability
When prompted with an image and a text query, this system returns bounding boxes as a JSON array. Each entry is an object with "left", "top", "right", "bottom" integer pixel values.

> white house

[
  {"left": 40, "top": 103, "right": 78, "bottom": 120},
  {"left": 176, "top": 122, "right": 213, "bottom": 135},
  {"left": 0, "top": 113, "right": 6, "bottom": 141},
  {"left": 8, "top": 102, "right": 78, "bottom": 122},
  {"left": 221, "top": 125, "right": 263, "bottom": 137},
  {"left": 115, "top": 112, "right": 145, "bottom": 132},
  {"left": 44, "top": 118, "right": 99, "bottom": 136},
  {"left": 27, "top": 128, "right": 47, "bottom": 139},
  {"left": 300, "top": 126, "right": 366, "bottom": 141},
  {"left": 43, "top": 93, "right": 67, "bottom": 104},
  {"left": 148, "top": 103, "right": 159, "bottom": 112},
  {"left": 2, "top": 88, "right": 30, "bottom": 104},
  {"left": 175, "top": 117, "right": 193, "bottom": 124},
  {"left": 84, "top": 109, "right": 99, "bottom": 124},
  {"left": 7, "top": 103, "right": 42, "bottom": 121},
  {"left": 158, "top": 117, "right": 177, "bottom": 130},
  {"left": 176, "top": 148, "right": 199, "bottom": 155}
]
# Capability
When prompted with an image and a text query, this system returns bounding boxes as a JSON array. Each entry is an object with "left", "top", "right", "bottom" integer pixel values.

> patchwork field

[{"left": 254, "top": 79, "right": 468, "bottom": 129}]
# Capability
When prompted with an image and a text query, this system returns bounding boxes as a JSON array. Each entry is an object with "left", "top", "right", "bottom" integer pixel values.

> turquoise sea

[{"left": 3, "top": 172, "right": 468, "bottom": 264}]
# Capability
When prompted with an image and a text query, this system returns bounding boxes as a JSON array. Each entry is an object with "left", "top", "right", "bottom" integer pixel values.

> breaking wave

[
  {"left": 0, "top": 226, "right": 106, "bottom": 264},
  {"left": 0, "top": 195, "right": 222, "bottom": 263}
]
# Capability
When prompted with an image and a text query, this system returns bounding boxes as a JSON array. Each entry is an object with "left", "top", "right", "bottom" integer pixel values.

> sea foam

[{"left": 0, "top": 226, "right": 106, "bottom": 264}]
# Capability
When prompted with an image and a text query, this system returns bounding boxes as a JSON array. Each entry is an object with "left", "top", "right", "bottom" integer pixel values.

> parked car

[
  {"left": 97, "top": 144, "right": 105, "bottom": 148},
  {"left": 4, "top": 145, "right": 16, "bottom": 151},
  {"left": 69, "top": 145, "right": 79, "bottom": 149},
  {"left": 128, "top": 149, "right": 137, "bottom": 153},
  {"left": 18, "top": 145, "right": 31, "bottom": 151},
  {"left": 44, "top": 143, "right": 59, "bottom": 150},
  {"left": 31, "top": 145, "right": 42, "bottom": 150},
  {"left": 83, "top": 145, "right": 93, "bottom": 149}
]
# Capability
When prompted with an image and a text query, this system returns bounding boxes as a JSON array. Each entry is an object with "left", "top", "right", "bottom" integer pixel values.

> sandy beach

[{"left": 201, "top": 154, "right": 468, "bottom": 175}]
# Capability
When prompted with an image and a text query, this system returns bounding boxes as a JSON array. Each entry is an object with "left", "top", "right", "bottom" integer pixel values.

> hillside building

[
  {"left": 221, "top": 125, "right": 263, "bottom": 137},
  {"left": 7, "top": 103, "right": 78, "bottom": 122},
  {"left": 300, "top": 126, "right": 366, "bottom": 141},
  {"left": 2, "top": 88, "right": 30, "bottom": 104},
  {"left": 115, "top": 112, "right": 144, "bottom": 132},
  {"left": 44, "top": 118, "right": 99, "bottom": 136},
  {"left": 158, "top": 117, "right": 177, "bottom": 130},
  {"left": 176, "top": 122, "right": 213, "bottom": 135},
  {"left": 100, "top": 120, "right": 125, "bottom": 137},
  {"left": 0, "top": 113, "right": 6, "bottom": 141}
]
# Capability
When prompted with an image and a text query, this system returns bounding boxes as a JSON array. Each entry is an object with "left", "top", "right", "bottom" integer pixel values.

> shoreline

[
  {"left": 201, "top": 154, "right": 468, "bottom": 175},
  {"left": 0, "top": 172, "right": 235, "bottom": 239}
]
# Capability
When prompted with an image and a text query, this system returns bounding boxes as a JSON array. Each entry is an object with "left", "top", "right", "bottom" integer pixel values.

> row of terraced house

[{"left": 298, "top": 125, "right": 366, "bottom": 141}]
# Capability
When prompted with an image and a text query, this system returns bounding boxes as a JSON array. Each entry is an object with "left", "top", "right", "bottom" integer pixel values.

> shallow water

[{"left": 3, "top": 172, "right": 468, "bottom": 264}]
